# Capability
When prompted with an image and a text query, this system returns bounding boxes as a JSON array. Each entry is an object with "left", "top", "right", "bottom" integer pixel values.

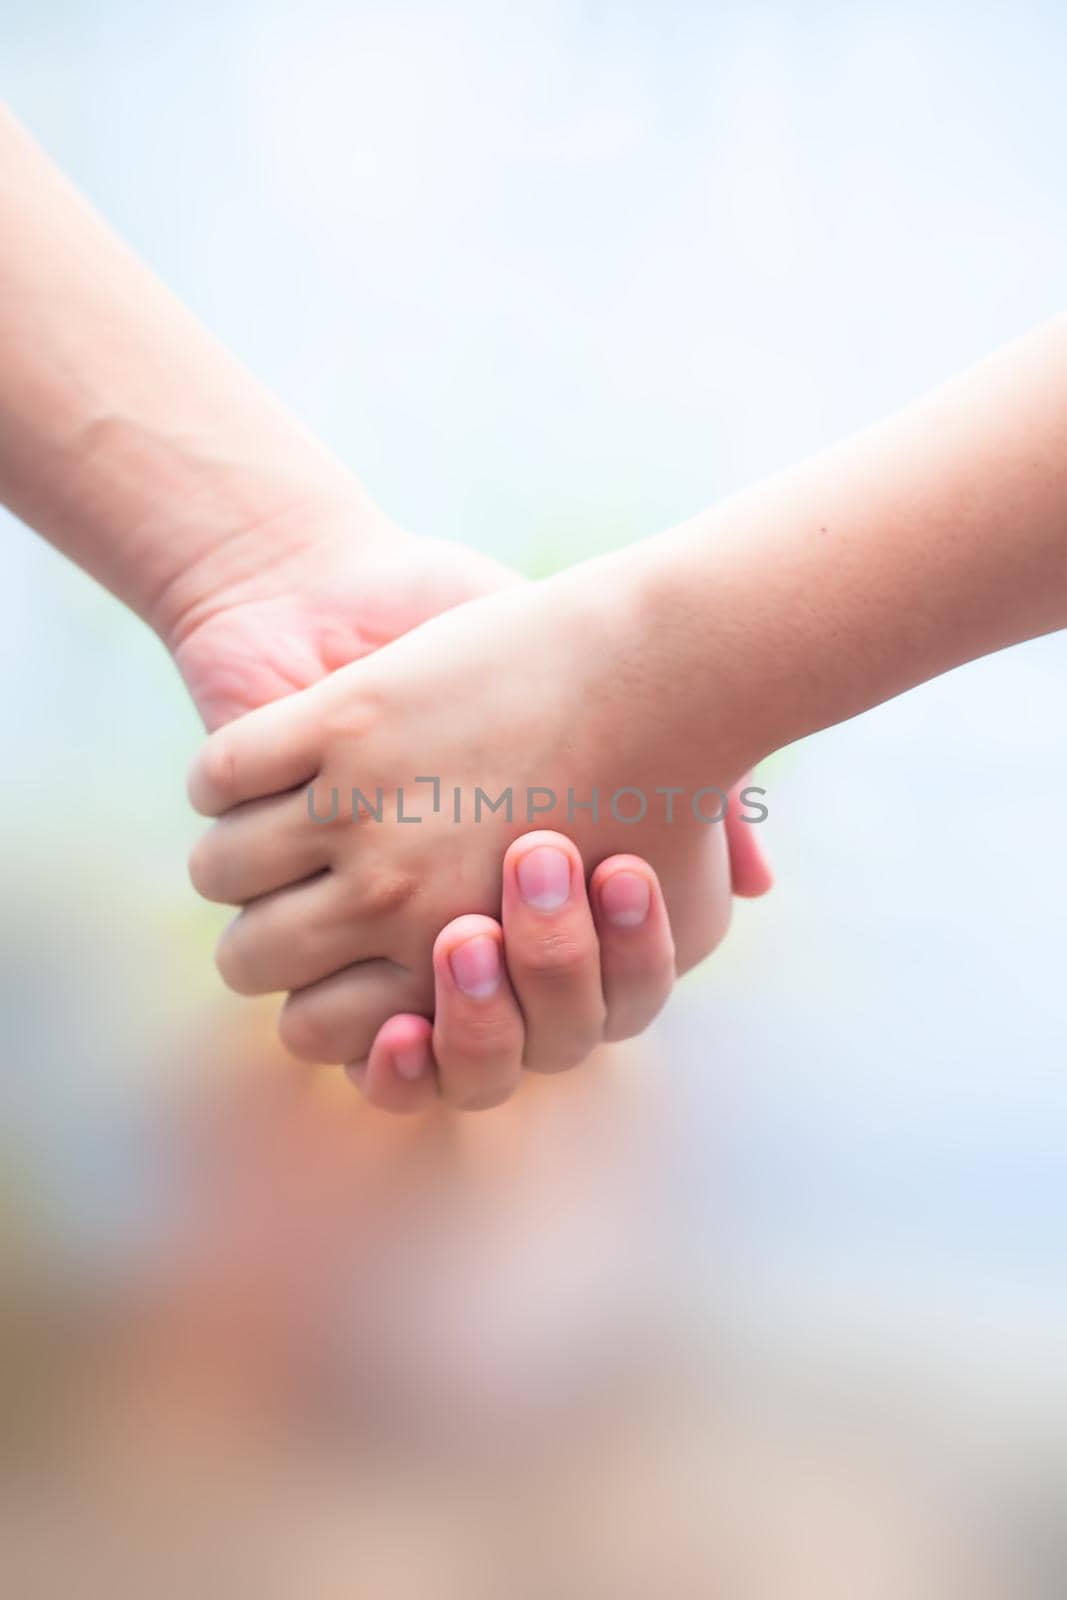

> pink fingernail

[
  {"left": 394, "top": 1042, "right": 430, "bottom": 1082},
  {"left": 516, "top": 846, "right": 571, "bottom": 911},
  {"left": 449, "top": 934, "right": 502, "bottom": 998},
  {"left": 599, "top": 870, "right": 650, "bottom": 928}
]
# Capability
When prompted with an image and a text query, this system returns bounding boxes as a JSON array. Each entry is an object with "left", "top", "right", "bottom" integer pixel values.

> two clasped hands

[
  {"left": 183, "top": 527, "right": 777, "bottom": 1112},
  {"left": 5, "top": 106, "right": 1065, "bottom": 1113}
]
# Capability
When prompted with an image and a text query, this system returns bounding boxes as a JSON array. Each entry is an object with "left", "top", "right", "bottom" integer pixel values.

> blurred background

[{"left": 2, "top": 2, "right": 1066, "bottom": 1594}]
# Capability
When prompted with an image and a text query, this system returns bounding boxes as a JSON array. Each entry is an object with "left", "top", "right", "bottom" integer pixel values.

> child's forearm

[
  {"left": 630, "top": 313, "right": 1067, "bottom": 769},
  {"left": 0, "top": 105, "right": 374, "bottom": 636}
]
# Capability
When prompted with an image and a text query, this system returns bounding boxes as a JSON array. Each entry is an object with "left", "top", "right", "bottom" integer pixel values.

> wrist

[
  {"left": 116, "top": 451, "right": 396, "bottom": 653},
  {"left": 572, "top": 521, "right": 787, "bottom": 789},
  {"left": 39, "top": 388, "right": 392, "bottom": 649}
]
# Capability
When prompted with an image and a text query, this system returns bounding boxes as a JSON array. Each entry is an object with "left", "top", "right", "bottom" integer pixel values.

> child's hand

[{"left": 308, "top": 832, "right": 679, "bottom": 1113}]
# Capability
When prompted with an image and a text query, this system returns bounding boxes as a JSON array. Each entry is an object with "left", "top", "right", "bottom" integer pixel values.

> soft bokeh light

[{"left": 2, "top": 3, "right": 1065, "bottom": 1593}]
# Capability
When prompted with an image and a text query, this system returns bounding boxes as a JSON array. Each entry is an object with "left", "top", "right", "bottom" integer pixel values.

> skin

[
  {"left": 189, "top": 314, "right": 1067, "bottom": 1107},
  {"left": 186, "top": 569, "right": 743, "bottom": 996},
  {"left": 341, "top": 834, "right": 682, "bottom": 1114},
  {"left": 0, "top": 104, "right": 771, "bottom": 1109}
]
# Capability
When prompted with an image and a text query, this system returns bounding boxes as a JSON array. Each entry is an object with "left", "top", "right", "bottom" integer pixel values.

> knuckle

[
  {"left": 278, "top": 996, "right": 346, "bottom": 1063},
  {"left": 322, "top": 682, "right": 385, "bottom": 746},
  {"left": 214, "top": 922, "right": 258, "bottom": 996},
  {"left": 361, "top": 868, "right": 419, "bottom": 921},
  {"left": 188, "top": 832, "right": 241, "bottom": 903},
  {"left": 446, "top": 1027, "right": 508, "bottom": 1068},
  {"left": 439, "top": 1008, "right": 517, "bottom": 1067},
  {"left": 187, "top": 835, "right": 219, "bottom": 898},
  {"left": 304, "top": 781, "right": 350, "bottom": 832},
  {"left": 516, "top": 928, "right": 591, "bottom": 983},
  {"left": 198, "top": 732, "right": 238, "bottom": 810}
]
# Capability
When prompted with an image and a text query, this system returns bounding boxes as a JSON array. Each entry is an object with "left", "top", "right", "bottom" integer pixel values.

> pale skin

[
  {"left": 0, "top": 105, "right": 771, "bottom": 1109},
  {"left": 189, "top": 313, "right": 1067, "bottom": 1106}
]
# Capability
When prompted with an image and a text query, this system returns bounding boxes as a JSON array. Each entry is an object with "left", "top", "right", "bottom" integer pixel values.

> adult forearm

[{"left": 0, "top": 104, "right": 371, "bottom": 635}]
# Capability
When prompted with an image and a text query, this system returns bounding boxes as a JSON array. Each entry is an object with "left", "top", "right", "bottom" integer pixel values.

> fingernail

[
  {"left": 599, "top": 870, "right": 650, "bottom": 928},
  {"left": 393, "top": 1041, "right": 430, "bottom": 1082},
  {"left": 449, "top": 934, "right": 502, "bottom": 998},
  {"left": 516, "top": 845, "right": 571, "bottom": 911}
]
